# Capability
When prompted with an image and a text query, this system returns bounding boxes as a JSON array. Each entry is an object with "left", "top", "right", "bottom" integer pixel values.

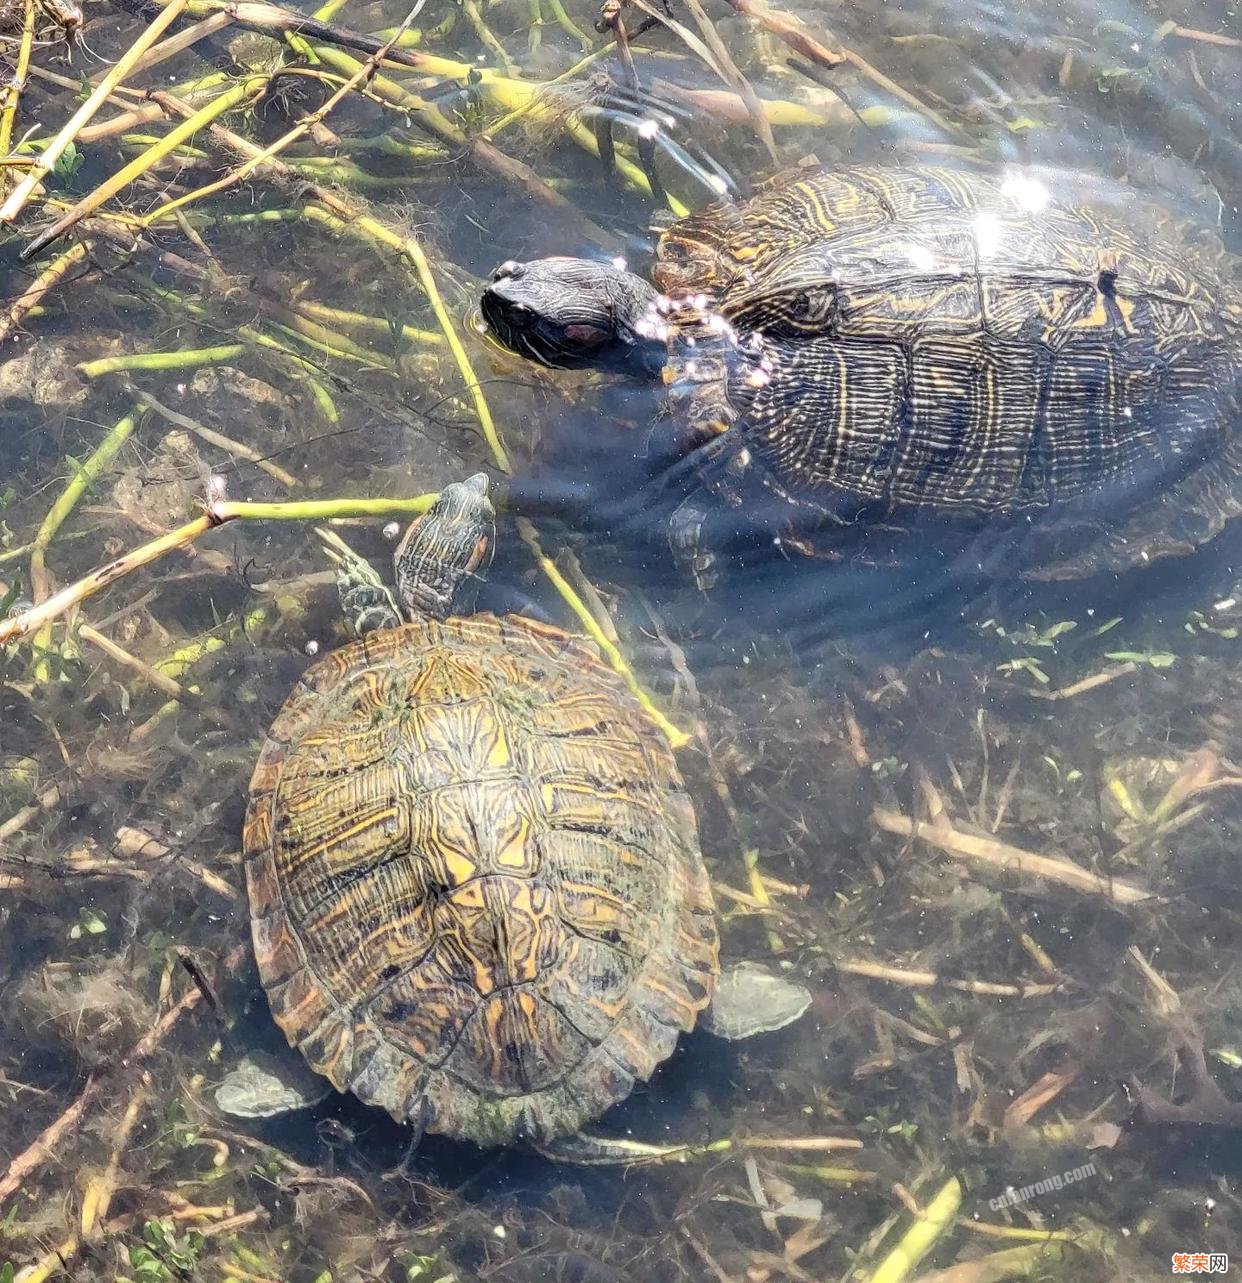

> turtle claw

[{"left": 314, "top": 526, "right": 401, "bottom": 635}]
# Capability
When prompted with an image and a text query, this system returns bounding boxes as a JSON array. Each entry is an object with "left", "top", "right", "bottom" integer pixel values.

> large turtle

[
  {"left": 481, "top": 164, "right": 1242, "bottom": 585},
  {"left": 239, "top": 476, "right": 809, "bottom": 1150}
]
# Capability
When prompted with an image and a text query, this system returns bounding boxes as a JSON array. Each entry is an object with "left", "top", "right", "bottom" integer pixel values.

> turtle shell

[
  {"left": 651, "top": 164, "right": 1242, "bottom": 574},
  {"left": 243, "top": 613, "right": 717, "bottom": 1148}
]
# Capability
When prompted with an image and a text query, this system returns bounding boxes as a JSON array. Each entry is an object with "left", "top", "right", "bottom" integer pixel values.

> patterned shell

[
  {"left": 653, "top": 165, "right": 1242, "bottom": 571},
  {"left": 243, "top": 613, "right": 718, "bottom": 1148}
]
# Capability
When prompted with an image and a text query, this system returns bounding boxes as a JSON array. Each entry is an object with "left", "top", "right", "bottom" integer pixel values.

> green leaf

[
  {"left": 52, "top": 141, "right": 83, "bottom": 181},
  {"left": 1105, "top": 650, "right": 1176, "bottom": 668},
  {"left": 1, "top": 1261, "right": 15, "bottom": 1283},
  {"left": 69, "top": 907, "right": 107, "bottom": 940},
  {"left": 997, "top": 656, "right": 1050, "bottom": 684}
]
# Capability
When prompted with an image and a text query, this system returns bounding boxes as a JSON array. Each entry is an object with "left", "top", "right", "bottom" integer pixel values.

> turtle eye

[
  {"left": 788, "top": 286, "right": 834, "bottom": 324},
  {"left": 491, "top": 260, "right": 524, "bottom": 282}
]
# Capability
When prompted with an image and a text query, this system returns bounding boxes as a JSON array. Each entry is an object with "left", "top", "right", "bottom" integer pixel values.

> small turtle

[
  {"left": 235, "top": 476, "right": 809, "bottom": 1152},
  {"left": 481, "top": 164, "right": 1242, "bottom": 585}
]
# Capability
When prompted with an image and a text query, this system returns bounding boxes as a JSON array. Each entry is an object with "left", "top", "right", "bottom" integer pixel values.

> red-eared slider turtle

[
  {"left": 238, "top": 476, "right": 809, "bottom": 1150},
  {"left": 481, "top": 165, "right": 1242, "bottom": 585}
]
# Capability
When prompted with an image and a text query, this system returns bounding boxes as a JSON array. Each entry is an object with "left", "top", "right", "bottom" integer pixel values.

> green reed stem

[
  {"left": 866, "top": 1178, "right": 963, "bottom": 1283},
  {"left": 78, "top": 346, "right": 246, "bottom": 377},
  {"left": 545, "top": 0, "right": 592, "bottom": 49},
  {"left": 29, "top": 408, "right": 140, "bottom": 665},
  {"left": 302, "top": 202, "right": 510, "bottom": 473},
  {"left": 211, "top": 496, "right": 439, "bottom": 522}
]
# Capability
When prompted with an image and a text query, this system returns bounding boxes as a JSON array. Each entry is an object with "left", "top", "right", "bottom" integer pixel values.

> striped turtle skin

[
  {"left": 655, "top": 165, "right": 1242, "bottom": 576},
  {"left": 242, "top": 611, "right": 717, "bottom": 1148}
]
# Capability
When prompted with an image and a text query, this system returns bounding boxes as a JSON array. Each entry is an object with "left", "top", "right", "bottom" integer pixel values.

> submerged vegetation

[{"left": 0, "top": 0, "right": 1240, "bottom": 1277}]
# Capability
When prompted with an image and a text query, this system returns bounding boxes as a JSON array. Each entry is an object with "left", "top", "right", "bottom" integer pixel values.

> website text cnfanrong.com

[{"left": 988, "top": 1163, "right": 1097, "bottom": 1211}]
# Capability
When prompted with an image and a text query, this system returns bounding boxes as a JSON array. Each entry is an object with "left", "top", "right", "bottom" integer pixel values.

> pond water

[{"left": 0, "top": 0, "right": 1240, "bottom": 1278}]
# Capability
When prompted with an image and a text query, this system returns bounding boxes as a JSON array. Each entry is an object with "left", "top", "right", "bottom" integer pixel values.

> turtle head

[
  {"left": 394, "top": 473, "right": 495, "bottom": 621},
  {"left": 481, "top": 257, "right": 666, "bottom": 377}
]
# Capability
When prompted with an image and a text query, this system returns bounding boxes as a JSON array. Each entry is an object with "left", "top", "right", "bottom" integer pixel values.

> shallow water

[{"left": 1, "top": 0, "right": 1241, "bottom": 1278}]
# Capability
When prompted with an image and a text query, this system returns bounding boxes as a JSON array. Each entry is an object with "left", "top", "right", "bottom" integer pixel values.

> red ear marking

[
  {"left": 563, "top": 323, "right": 609, "bottom": 346},
  {"left": 467, "top": 534, "right": 491, "bottom": 574}
]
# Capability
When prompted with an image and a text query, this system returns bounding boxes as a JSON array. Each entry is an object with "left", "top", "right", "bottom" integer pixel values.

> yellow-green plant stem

[
  {"left": 528, "top": 0, "right": 544, "bottom": 55},
  {"left": 960, "top": 1221, "right": 1079, "bottom": 1244},
  {"left": 288, "top": 158, "right": 431, "bottom": 189},
  {"left": 545, "top": 0, "right": 592, "bottom": 50},
  {"left": 157, "top": 604, "right": 273, "bottom": 681},
  {"left": 306, "top": 42, "right": 658, "bottom": 205},
  {"left": 23, "top": 76, "right": 263, "bottom": 257},
  {"left": 866, "top": 1177, "right": 962, "bottom": 1283},
  {"left": 517, "top": 518, "right": 690, "bottom": 748},
  {"left": 345, "top": 134, "right": 447, "bottom": 162},
  {"left": 306, "top": 379, "right": 339, "bottom": 423},
  {"left": 120, "top": 133, "right": 212, "bottom": 160},
  {"left": 294, "top": 300, "right": 442, "bottom": 349},
  {"left": 744, "top": 848, "right": 785, "bottom": 952},
  {"left": 0, "top": 239, "right": 91, "bottom": 344},
  {"left": 78, "top": 346, "right": 247, "bottom": 378},
  {"left": 30, "top": 409, "right": 140, "bottom": 666},
  {"left": 136, "top": 282, "right": 350, "bottom": 384},
  {"left": 0, "top": 529, "right": 92, "bottom": 565},
  {"left": 131, "top": 603, "right": 273, "bottom": 739},
  {"left": 209, "top": 208, "right": 303, "bottom": 226},
  {"left": 486, "top": 43, "right": 613, "bottom": 135},
  {"left": 0, "top": 0, "right": 36, "bottom": 192},
  {"left": 210, "top": 496, "right": 438, "bottom": 522},
  {"left": 139, "top": 4, "right": 434, "bottom": 231},
  {"left": 1, "top": 496, "right": 441, "bottom": 648},
  {"left": 0, "top": 0, "right": 192, "bottom": 224},
  {"left": 166, "top": 65, "right": 232, "bottom": 98},
  {"left": 269, "top": 318, "right": 380, "bottom": 366},
  {"left": 915, "top": 1240, "right": 1070, "bottom": 1283},
  {"left": 302, "top": 201, "right": 510, "bottom": 472},
  {"left": 460, "top": 0, "right": 518, "bottom": 75}
]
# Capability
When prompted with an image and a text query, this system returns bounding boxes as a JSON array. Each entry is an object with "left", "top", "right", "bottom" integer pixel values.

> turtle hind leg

[{"left": 1027, "top": 433, "right": 1242, "bottom": 581}]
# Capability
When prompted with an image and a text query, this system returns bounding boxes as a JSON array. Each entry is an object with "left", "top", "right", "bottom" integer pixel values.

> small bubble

[
  {"left": 304, "top": 639, "right": 320, "bottom": 656},
  {"left": 383, "top": 521, "right": 401, "bottom": 540}
]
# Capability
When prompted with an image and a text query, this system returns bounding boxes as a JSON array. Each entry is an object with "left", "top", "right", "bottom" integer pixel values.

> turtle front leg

[{"left": 314, "top": 528, "right": 401, "bottom": 635}]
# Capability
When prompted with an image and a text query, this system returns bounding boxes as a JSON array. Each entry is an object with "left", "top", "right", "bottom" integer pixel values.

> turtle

[
  {"left": 239, "top": 474, "right": 810, "bottom": 1151},
  {"left": 480, "top": 163, "right": 1242, "bottom": 586}
]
